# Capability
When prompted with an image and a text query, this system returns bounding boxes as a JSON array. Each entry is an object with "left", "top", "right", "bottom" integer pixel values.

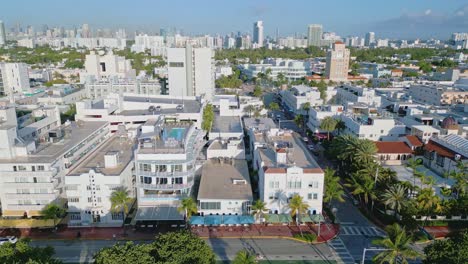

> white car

[
  {"left": 302, "top": 137, "right": 309, "bottom": 142},
  {"left": 0, "top": 236, "right": 17, "bottom": 245}
]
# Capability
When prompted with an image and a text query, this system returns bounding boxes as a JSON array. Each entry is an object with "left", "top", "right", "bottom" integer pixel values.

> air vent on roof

[{"left": 233, "top": 179, "right": 247, "bottom": 185}]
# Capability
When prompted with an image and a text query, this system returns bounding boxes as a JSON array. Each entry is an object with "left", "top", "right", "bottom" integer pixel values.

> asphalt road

[{"left": 31, "top": 238, "right": 340, "bottom": 263}]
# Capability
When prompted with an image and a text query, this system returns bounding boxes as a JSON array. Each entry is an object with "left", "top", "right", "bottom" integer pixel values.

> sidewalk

[
  {"left": 192, "top": 223, "right": 339, "bottom": 243},
  {"left": 2, "top": 223, "right": 340, "bottom": 243}
]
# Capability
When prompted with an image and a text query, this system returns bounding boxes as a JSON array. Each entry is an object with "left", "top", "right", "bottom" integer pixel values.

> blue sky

[{"left": 1, "top": 0, "right": 467, "bottom": 39}]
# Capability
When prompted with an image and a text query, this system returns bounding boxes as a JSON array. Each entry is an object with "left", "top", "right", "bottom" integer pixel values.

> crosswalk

[
  {"left": 340, "top": 226, "right": 385, "bottom": 237},
  {"left": 328, "top": 237, "right": 356, "bottom": 264}
]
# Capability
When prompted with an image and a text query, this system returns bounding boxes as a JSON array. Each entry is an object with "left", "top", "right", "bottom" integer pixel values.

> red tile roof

[
  {"left": 424, "top": 140, "right": 457, "bottom": 159},
  {"left": 264, "top": 167, "right": 287, "bottom": 174},
  {"left": 405, "top": 135, "right": 423, "bottom": 147},
  {"left": 303, "top": 168, "right": 324, "bottom": 174},
  {"left": 276, "top": 148, "right": 287, "bottom": 153},
  {"left": 375, "top": 141, "right": 413, "bottom": 154}
]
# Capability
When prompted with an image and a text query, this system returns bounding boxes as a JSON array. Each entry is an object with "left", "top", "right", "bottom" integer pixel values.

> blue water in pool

[{"left": 163, "top": 128, "right": 186, "bottom": 141}]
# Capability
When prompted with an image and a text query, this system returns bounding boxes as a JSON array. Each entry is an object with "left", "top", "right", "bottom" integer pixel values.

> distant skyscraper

[
  {"left": 253, "top": 21, "right": 264, "bottom": 47},
  {"left": 307, "top": 24, "right": 323, "bottom": 46},
  {"left": 81, "top": 24, "right": 91, "bottom": 38},
  {"left": 365, "top": 32, "right": 375, "bottom": 46},
  {"left": 325, "top": 42, "right": 350, "bottom": 82},
  {"left": 0, "top": 21, "right": 6, "bottom": 46}
]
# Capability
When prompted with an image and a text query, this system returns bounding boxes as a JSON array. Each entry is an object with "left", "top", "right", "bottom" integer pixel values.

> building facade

[{"left": 325, "top": 42, "right": 350, "bottom": 81}]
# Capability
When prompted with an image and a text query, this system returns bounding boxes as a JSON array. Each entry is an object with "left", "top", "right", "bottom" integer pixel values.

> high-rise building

[
  {"left": 365, "top": 32, "right": 375, "bottom": 46},
  {"left": 253, "top": 21, "right": 264, "bottom": 48},
  {"left": 325, "top": 42, "right": 350, "bottom": 81},
  {"left": 0, "top": 63, "right": 31, "bottom": 95},
  {"left": 307, "top": 24, "right": 323, "bottom": 46},
  {"left": 167, "top": 46, "right": 214, "bottom": 99},
  {"left": 0, "top": 21, "right": 6, "bottom": 46},
  {"left": 81, "top": 23, "right": 91, "bottom": 38}
]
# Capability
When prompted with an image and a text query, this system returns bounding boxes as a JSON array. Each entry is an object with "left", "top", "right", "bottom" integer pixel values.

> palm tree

[
  {"left": 243, "top": 105, "right": 256, "bottom": 117},
  {"left": 335, "top": 119, "right": 346, "bottom": 134},
  {"left": 294, "top": 115, "right": 305, "bottom": 132},
  {"left": 319, "top": 116, "right": 337, "bottom": 140},
  {"left": 178, "top": 197, "right": 198, "bottom": 224},
  {"left": 40, "top": 203, "right": 66, "bottom": 227},
  {"left": 372, "top": 223, "right": 420, "bottom": 264},
  {"left": 251, "top": 200, "right": 267, "bottom": 223},
  {"left": 302, "top": 102, "right": 311, "bottom": 115},
  {"left": 268, "top": 102, "right": 280, "bottom": 111},
  {"left": 110, "top": 187, "right": 134, "bottom": 232},
  {"left": 352, "top": 139, "right": 378, "bottom": 166},
  {"left": 406, "top": 158, "right": 421, "bottom": 196},
  {"left": 382, "top": 185, "right": 408, "bottom": 217},
  {"left": 346, "top": 175, "right": 377, "bottom": 211},
  {"left": 232, "top": 250, "right": 257, "bottom": 264},
  {"left": 288, "top": 194, "right": 309, "bottom": 224},
  {"left": 323, "top": 168, "right": 345, "bottom": 208},
  {"left": 416, "top": 188, "right": 443, "bottom": 219}
]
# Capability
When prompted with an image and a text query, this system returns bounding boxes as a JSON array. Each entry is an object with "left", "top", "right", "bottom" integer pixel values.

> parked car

[
  {"left": 0, "top": 236, "right": 17, "bottom": 245},
  {"left": 307, "top": 145, "right": 315, "bottom": 150},
  {"left": 302, "top": 137, "right": 309, "bottom": 142}
]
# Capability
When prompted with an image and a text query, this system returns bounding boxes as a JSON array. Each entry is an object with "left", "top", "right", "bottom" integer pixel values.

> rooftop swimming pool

[{"left": 163, "top": 127, "right": 186, "bottom": 141}]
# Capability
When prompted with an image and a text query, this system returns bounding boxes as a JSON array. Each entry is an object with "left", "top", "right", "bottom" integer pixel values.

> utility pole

[{"left": 361, "top": 248, "right": 389, "bottom": 264}]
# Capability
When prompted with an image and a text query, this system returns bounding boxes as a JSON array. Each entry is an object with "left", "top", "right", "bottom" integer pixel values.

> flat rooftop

[
  {"left": 67, "top": 135, "right": 135, "bottom": 176},
  {"left": 198, "top": 159, "right": 253, "bottom": 201},
  {"left": 119, "top": 96, "right": 201, "bottom": 115},
  {"left": 258, "top": 134, "right": 320, "bottom": 168},
  {"left": 243, "top": 118, "right": 276, "bottom": 131},
  {"left": 211, "top": 115, "right": 243, "bottom": 134},
  {"left": 0, "top": 121, "right": 108, "bottom": 164}
]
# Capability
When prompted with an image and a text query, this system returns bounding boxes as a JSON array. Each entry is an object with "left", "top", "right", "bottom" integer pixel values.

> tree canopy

[
  {"left": 0, "top": 238, "right": 61, "bottom": 264},
  {"left": 202, "top": 104, "right": 214, "bottom": 131},
  {"left": 423, "top": 230, "right": 468, "bottom": 264}
]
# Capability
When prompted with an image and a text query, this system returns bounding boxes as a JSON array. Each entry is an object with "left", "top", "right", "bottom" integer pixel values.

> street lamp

[{"left": 361, "top": 247, "right": 389, "bottom": 264}]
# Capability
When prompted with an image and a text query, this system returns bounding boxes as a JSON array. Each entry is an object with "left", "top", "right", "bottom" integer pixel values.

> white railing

[{"left": 137, "top": 183, "right": 192, "bottom": 190}]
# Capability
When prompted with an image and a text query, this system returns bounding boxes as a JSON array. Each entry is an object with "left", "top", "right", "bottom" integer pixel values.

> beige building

[{"left": 325, "top": 42, "right": 350, "bottom": 81}]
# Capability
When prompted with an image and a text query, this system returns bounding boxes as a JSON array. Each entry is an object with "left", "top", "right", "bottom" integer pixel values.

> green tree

[
  {"left": 382, "top": 184, "right": 408, "bottom": 217},
  {"left": 319, "top": 116, "right": 338, "bottom": 140},
  {"left": 251, "top": 199, "right": 267, "bottom": 223},
  {"left": 268, "top": 102, "right": 280, "bottom": 111},
  {"left": 202, "top": 104, "right": 214, "bottom": 131},
  {"left": 372, "top": 223, "right": 419, "bottom": 264},
  {"left": 301, "top": 102, "right": 311, "bottom": 114},
  {"left": 416, "top": 188, "right": 443, "bottom": 217},
  {"left": 253, "top": 85, "right": 263, "bottom": 97},
  {"left": 288, "top": 194, "right": 309, "bottom": 224},
  {"left": 40, "top": 203, "right": 65, "bottom": 227},
  {"left": 110, "top": 187, "right": 133, "bottom": 230},
  {"left": 178, "top": 197, "right": 198, "bottom": 223},
  {"left": 346, "top": 175, "right": 377, "bottom": 210},
  {"left": 232, "top": 250, "right": 257, "bottom": 264},
  {"left": 323, "top": 167, "right": 345, "bottom": 208},
  {"left": 423, "top": 230, "right": 468, "bottom": 264},
  {"left": 418, "top": 61, "right": 432, "bottom": 73},
  {"left": 406, "top": 158, "right": 422, "bottom": 196},
  {"left": 60, "top": 103, "right": 76, "bottom": 123},
  {"left": 151, "top": 230, "right": 215, "bottom": 264},
  {"left": 0, "top": 238, "right": 61, "bottom": 264},
  {"left": 94, "top": 242, "right": 155, "bottom": 264}
]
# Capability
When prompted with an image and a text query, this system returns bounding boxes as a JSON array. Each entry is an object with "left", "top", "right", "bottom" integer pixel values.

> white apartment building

[
  {"left": 211, "top": 94, "right": 265, "bottom": 117},
  {"left": 0, "top": 113, "right": 109, "bottom": 218},
  {"left": 280, "top": 85, "right": 323, "bottom": 115},
  {"left": 22, "top": 37, "right": 126, "bottom": 50},
  {"left": 85, "top": 80, "right": 161, "bottom": 99},
  {"left": 0, "top": 63, "right": 31, "bottom": 96},
  {"left": 17, "top": 106, "right": 61, "bottom": 142},
  {"left": 167, "top": 46, "right": 214, "bottom": 99},
  {"left": 84, "top": 51, "right": 136, "bottom": 82},
  {"left": 307, "top": 105, "right": 344, "bottom": 132},
  {"left": 197, "top": 159, "right": 252, "bottom": 215},
  {"left": 131, "top": 35, "right": 165, "bottom": 53},
  {"left": 134, "top": 119, "right": 205, "bottom": 223},
  {"left": 251, "top": 128, "right": 324, "bottom": 215},
  {"left": 37, "top": 86, "right": 86, "bottom": 105},
  {"left": 0, "top": 20, "right": 6, "bottom": 46},
  {"left": 65, "top": 134, "right": 135, "bottom": 226},
  {"left": 207, "top": 138, "right": 245, "bottom": 160},
  {"left": 341, "top": 112, "right": 406, "bottom": 141},
  {"left": 75, "top": 94, "right": 203, "bottom": 133},
  {"left": 409, "top": 84, "right": 468, "bottom": 106},
  {"left": 253, "top": 21, "right": 264, "bottom": 48},
  {"left": 337, "top": 85, "right": 382, "bottom": 107},
  {"left": 240, "top": 58, "right": 311, "bottom": 81}
]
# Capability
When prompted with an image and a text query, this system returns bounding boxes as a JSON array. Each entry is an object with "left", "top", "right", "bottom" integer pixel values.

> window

[
  {"left": 287, "top": 181, "right": 302, "bottom": 189},
  {"left": 97, "top": 197, "right": 102, "bottom": 203},
  {"left": 307, "top": 193, "right": 313, "bottom": 200},
  {"left": 200, "top": 202, "right": 221, "bottom": 210},
  {"left": 111, "top": 212, "right": 123, "bottom": 220},
  {"left": 87, "top": 197, "right": 92, "bottom": 203},
  {"left": 169, "top": 62, "right": 184, "bottom": 67},
  {"left": 143, "top": 177, "right": 152, "bottom": 184},
  {"left": 18, "top": 165, "right": 27, "bottom": 171},
  {"left": 96, "top": 185, "right": 101, "bottom": 191},
  {"left": 13, "top": 166, "right": 17, "bottom": 171},
  {"left": 173, "top": 164, "right": 183, "bottom": 172},
  {"left": 70, "top": 212, "right": 81, "bottom": 220},
  {"left": 87, "top": 185, "right": 91, "bottom": 190},
  {"left": 313, "top": 193, "right": 318, "bottom": 200},
  {"left": 140, "top": 163, "right": 152, "bottom": 172},
  {"left": 68, "top": 197, "right": 79, "bottom": 203}
]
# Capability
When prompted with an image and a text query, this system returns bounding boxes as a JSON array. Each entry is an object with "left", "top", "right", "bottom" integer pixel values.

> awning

[
  {"left": 190, "top": 216, "right": 204, "bottom": 225},
  {"left": 310, "top": 214, "right": 325, "bottom": 222},
  {"left": 265, "top": 214, "right": 292, "bottom": 224},
  {"left": 1, "top": 210, "right": 25, "bottom": 217},
  {"left": 239, "top": 215, "right": 254, "bottom": 224},
  {"left": 300, "top": 214, "right": 313, "bottom": 223},
  {"left": 204, "top": 215, "right": 222, "bottom": 225},
  {"left": 223, "top": 215, "right": 239, "bottom": 225},
  {"left": 135, "top": 206, "right": 184, "bottom": 221}
]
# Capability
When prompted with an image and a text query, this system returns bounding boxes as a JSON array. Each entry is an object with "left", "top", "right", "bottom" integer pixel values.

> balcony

[
  {"left": 6, "top": 204, "right": 47, "bottom": 211},
  {"left": 139, "top": 193, "right": 188, "bottom": 201},
  {"left": 5, "top": 193, "right": 58, "bottom": 200},
  {"left": 137, "top": 182, "right": 193, "bottom": 191},
  {"left": 137, "top": 169, "right": 195, "bottom": 177}
]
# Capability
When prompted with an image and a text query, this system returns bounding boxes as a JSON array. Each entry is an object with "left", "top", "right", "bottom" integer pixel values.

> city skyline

[{"left": 0, "top": 0, "right": 467, "bottom": 39}]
